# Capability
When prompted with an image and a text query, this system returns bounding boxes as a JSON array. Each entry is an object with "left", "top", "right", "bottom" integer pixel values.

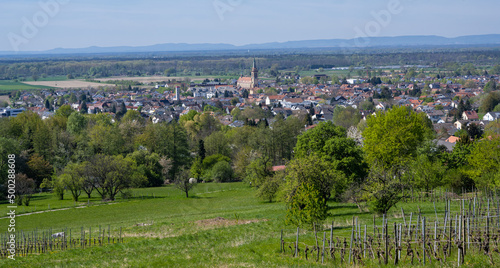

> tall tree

[{"left": 362, "top": 106, "right": 434, "bottom": 214}]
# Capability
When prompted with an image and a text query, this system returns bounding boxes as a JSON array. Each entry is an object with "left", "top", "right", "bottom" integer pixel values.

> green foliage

[
  {"left": 202, "top": 154, "right": 230, "bottom": 171},
  {"left": 85, "top": 154, "right": 145, "bottom": 200},
  {"left": 285, "top": 182, "right": 327, "bottom": 229},
  {"left": 55, "top": 105, "right": 74, "bottom": 118},
  {"left": 128, "top": 150, "right": 164, "bottom": 187},
  {"left": 174, "top": 169, "right": 195, "bottom": 198},
  {"left": 362, "top": 106, "right": 434, "bottom": 214},
  {"left": 467, "top": 136, "right": 500, "bottom": 189},
  {"left": 244, "top": 157, "right": 273, "bottom": 187},
  {"left": 295, "top": 121, "right": 367, "bottom": 185},
  {"left": 363, "top": 106, "right": 434, "bottom": 173},
  {"left": 204, "top": 131, "right": 231, "bottom": 158},
  {"left": 281, "top": 154, "right": 346, "bottom": 209},
  {"left": 207, "top": 161, "right": 233, "bottom": 183},
  {"left": 332, "top": 106, "right": 361, "bottom": 129},
  {"left": 479, "top": 91, "right": 500, "bottom": 113},
  {"left": 67, "top": 112, "right": 87, "bottom": 135},
  {"left": 256, "top": 171, "right": 283, "bottom": 203},
  {"left": 0, "top": 138, "right": 19, "bottom": 188}
]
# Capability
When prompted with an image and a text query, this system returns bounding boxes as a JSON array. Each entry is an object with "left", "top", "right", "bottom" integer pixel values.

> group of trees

[
  {"left": 0, "top": 106, "right": 191, "bottom": 202},
  {"left": 0, "top": 102, "right": 312, "bottom": 202},
  {"left": 245, "top": 105, "right": 500, "bottom": 229}
]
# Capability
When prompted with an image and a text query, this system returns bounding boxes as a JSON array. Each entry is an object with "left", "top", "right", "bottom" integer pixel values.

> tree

[
  {"left": 59, "top": 163, "right": 84, "bottom": 201},
  {"left": 0, "top": 138, "right": 19, "bottom": 190},
  {"left": 332, "top": 106, "right": 362, "bottom": 129},
  {"left": 479, "top": 91, "right": 500, "bottom": 113},
  {"left": 484, "top": 80, "right": 498, "bottom": 93},
  {"left": 55, "top": 105, "right": 74, "bottom": 118},
  {"left": 204, "top": 131, "right": 231, "bottom": 158},
  {"left": 26, "top": 154, "right": 53, "bottom": 187},
  {"left": 175, "top": 169, "right": 196, "bottom": 198},
  {"left": 467, "top": 136, "right": 500, "bottom": 189},
  {"left": 80, "top": 101, "right": 88, "bottom": 114},
  {"left": 295, "top": 121, "right": 367, "bottom": 187},
  {"left": 408, "top": 142, "right": 446, "bottom": 194},
  {"left": 86, "top": 154, "right": 144, "bottom": 200},
  {"left": 15, "top": 174, "right": 35, "bottom": 206},
  {"left": 208, "top": 161, "right": 233, "bottom": 182},
  {"left": 362, "top": 106, "right": 434, "bottom": 214},
  {"left": 67, "top": 112, "right": 87, "bottom": 135},
  {"left": 281, "top": 155, "right": 345, "bottom": 228},
  {"left": 127, "top": 150, "right": 164, "bottom": 187},
  {"left": 244, "top": 157, "right": 273, "bottom": 187},
  {"left": 198, "top": 139, "right": 206, "bottom": 161}
]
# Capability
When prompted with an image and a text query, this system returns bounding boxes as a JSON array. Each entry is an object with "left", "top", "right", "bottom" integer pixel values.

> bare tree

[
  {"left": 175, "top": 169, "right": 196, "bottom": 198},
  {"left": 15, "top": 174, "right": 35, "bottom": 206}
]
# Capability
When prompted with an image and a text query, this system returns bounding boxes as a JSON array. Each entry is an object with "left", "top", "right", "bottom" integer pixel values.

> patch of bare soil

[{"left": 195, "top": 217, "right": 268, "bottom": 228}]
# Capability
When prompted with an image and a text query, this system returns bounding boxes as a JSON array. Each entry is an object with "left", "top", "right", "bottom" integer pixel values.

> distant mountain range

[{"left": 2, "top": 34, "right": 500, "bottom": 56}]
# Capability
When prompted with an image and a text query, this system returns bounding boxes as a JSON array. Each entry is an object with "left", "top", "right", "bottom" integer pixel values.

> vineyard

[
  {"left": 0, "top": 225, "right": 124, "bottom": 259},
  {"left": 281, "top": 190, "right": 500, "bottom": 266}
]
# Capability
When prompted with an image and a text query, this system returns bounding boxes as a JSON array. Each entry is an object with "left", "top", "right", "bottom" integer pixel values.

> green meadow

[
  {"left": 0, "top": 81, "right": 52, "bottom": 91},
  {"left": 0, "top": 183, "right": 497, "bottom": 267}
]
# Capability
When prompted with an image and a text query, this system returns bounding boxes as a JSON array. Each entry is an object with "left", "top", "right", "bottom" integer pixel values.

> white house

[{"left": 483, "top": 112, "right": 500, "bottom": 121}]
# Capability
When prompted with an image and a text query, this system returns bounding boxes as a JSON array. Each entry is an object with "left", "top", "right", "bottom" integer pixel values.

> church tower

[{"left": 251, "top": 58, "right": 258, "bottom": 88}]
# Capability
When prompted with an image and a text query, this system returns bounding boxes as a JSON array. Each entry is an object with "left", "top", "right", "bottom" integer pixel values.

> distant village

[{"left": 2, "top": 61, "right": 500, "bottom": 152}]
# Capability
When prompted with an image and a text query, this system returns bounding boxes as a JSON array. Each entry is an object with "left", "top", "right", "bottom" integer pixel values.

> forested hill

[{"left": 2, "top": 34, "right": 500, "bottom": 55}]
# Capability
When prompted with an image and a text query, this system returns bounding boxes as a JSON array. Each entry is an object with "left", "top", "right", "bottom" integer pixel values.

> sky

[{"left": 1, "top": 0, "right": 499, "bottom": 51}]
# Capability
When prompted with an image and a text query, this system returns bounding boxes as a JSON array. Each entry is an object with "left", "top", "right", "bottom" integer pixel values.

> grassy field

[
  {"left": 0, "top": 81, "right": 53, "bottom": 91},
  {"left": 0, "top": 183, "right": 498, "bottom": 267}
]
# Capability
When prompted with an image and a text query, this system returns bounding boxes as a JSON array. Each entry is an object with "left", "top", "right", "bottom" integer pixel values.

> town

[{"left": 3, "top": 60, "right": 500, "bottom": 154}]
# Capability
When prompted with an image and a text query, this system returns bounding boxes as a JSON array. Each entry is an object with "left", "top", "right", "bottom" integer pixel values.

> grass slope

[{"left": 0, "top": 184, "right": 498, "bottom": 267}]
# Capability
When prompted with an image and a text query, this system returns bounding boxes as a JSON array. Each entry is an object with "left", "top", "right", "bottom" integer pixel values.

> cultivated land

[
  {"left": 94, "top": 75, "right": 240, "bottom": 84},
  {"left": 0, "top": 96, "right": 9, "bottom": 104},
  {"left": 23, "top": 80, "right": 114, "bottom": 89},
  {"left": 1, "top": 183, "right": 498, "bottom": 267},
  {"left": 0, "top": 81, "right": 53, "bottom": 91}
]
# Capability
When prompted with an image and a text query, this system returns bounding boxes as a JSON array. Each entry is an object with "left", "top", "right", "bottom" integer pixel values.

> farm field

[
  {"left": 1, "top": 183, "right": 499, "bottom": 267},
  {"left": 23, "top": 80, "right": 114, "bottom": 89},
  {"left": 0, "top": 81, "right": 53, "bottom": 91},
  {"left": 94, "top": 75, "right": 239, "bottom": 84}
]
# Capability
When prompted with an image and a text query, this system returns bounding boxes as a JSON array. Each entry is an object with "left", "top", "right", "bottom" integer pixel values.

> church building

[{"left": 237, "top": 58, "right": 259, "bottom": 90}]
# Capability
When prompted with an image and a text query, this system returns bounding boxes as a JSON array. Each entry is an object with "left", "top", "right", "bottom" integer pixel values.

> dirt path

[{"left": 0, "top": 203, "right": 117, "bottom": 219}]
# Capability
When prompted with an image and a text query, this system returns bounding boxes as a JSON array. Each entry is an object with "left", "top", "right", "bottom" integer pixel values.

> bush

[{"left": 208, "top": 161, "right": 233, "bottom": 183}]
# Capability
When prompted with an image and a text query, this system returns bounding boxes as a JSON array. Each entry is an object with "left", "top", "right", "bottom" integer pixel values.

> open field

[
  {"left": 1, "top": 184, "right": 499, "bottom": 267},
  {"left": 94, "top": 75, "right": 238, "bottom": 84},
  {"left": 0, "top": 81, "right": 53, "bottom": 91},
  {"left": 23, "top": 80, "right": 114, "bottom": 89},
  {"left": 0, "top": 96, "right": 9, "bottom": 105}
]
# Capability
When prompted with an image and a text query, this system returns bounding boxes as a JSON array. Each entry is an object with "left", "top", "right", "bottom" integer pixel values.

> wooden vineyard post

[
  {"left": 349, "top": 224, "right": 354, "bottom": 264},
  {"left": 434, "top": 221, "right": 438, "bottom": 255},
  {"left": 280, "top": 229, "right": 283, "bottom": 253},
  {"left": 423, "top": 217, "right": 426, "bottom": 266},
  {"left": 394, "top": 222, "right": 398, "bottom": 265},
  {"left": 295, "top": 227, "right": 299, "bottom": 257},
  {"left": 458, "top": 215, "right": 462, "bottom": 266},
  {"left": 364, "top": 225, "right": 367, "bottom": 258},
  {"left": 385, "top": 220, "right": 388, "bottom": 265},
  {"left": 330, "top": 221, "right": 333, "bottom": 251},
  {"left": 322, "top": 232, "right": 326, "bottom": 264}
]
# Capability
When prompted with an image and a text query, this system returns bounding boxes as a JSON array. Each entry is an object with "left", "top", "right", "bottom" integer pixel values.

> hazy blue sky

[{"left": 1, "top": 0, "right": 499, "bottom": 51}]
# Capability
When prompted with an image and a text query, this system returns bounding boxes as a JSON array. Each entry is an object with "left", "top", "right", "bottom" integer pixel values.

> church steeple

[{"left": 251, "top": 58, "right": 258, "bottom": 88}]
